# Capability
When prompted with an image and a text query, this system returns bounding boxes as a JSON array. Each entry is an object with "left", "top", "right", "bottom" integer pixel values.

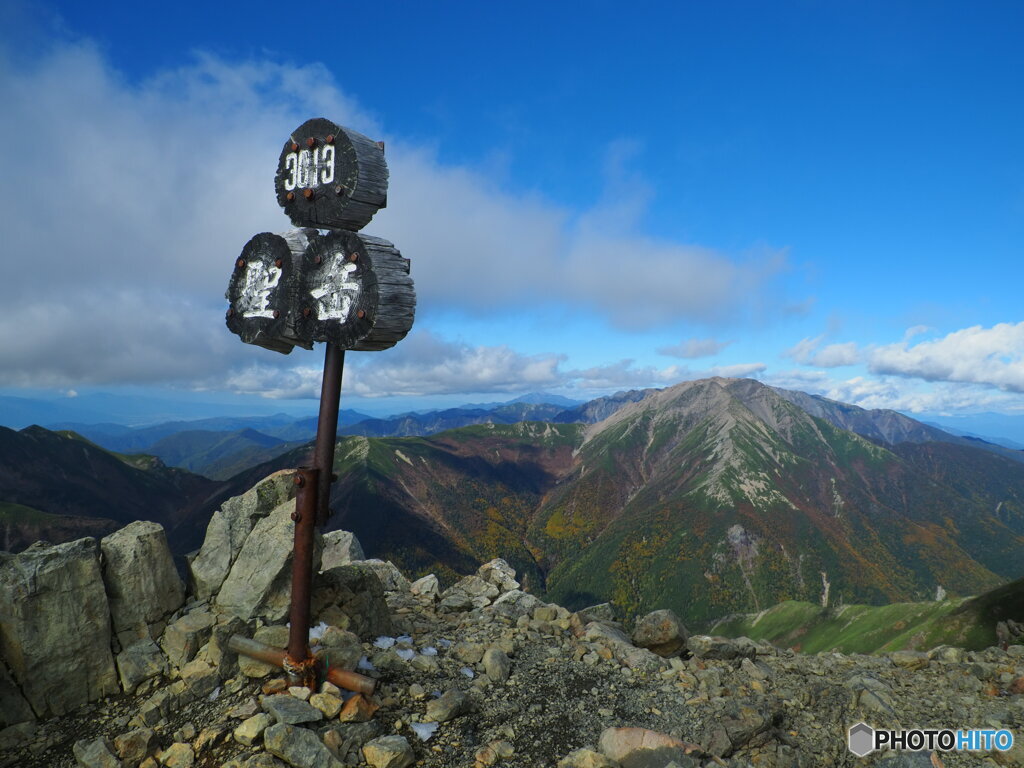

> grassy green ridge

[{"left": 708, "top": 576, "right": 1024, "bottom": 653}]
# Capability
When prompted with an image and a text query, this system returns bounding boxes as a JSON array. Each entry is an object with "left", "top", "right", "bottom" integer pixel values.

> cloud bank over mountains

[{"left": 0, "top": 39, "right": 788, "bottom": 398}]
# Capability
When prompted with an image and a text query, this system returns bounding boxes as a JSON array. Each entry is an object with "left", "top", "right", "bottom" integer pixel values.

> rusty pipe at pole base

[{"left": 227, "top": 635, "right": 376, "bottom": 696}]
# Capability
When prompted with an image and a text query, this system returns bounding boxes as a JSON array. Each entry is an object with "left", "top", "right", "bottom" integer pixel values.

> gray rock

[
  {"left": 362, "top": 735, "right": 414, "bottom": 768},
  {"left": 311, "top": 564, "right": 392, "bottom": 639},
  {"left": 686, "top": 635, "right": 753, "bottom": 660},
  {"left": 360, "top": 559, "right": 410, "bottom": 592},
  {"left": 116, "top": 638, "right": 168, "bottom": 694},
  {"left": 632, "top": 609, "right": 689, "bottom": 657},
  {"left": 100, "top": 521, "right": 184, "bottom": 649},
  {"left": 575, "top": 603, "right": 619, "bottom": 624},
  {"left": 73, "top": 737, "right": 121, "bottom": 768},
  {"left": 425, "top": 688, "right": 471, "bottom": 722},
  {"left": 262, "top": 694, "right": 324, "bottom": 725},
  {"left": 557, "top": 748, "right": 620, "bottom": 768},
  {"left": 477, "top": 558, "right": 520, "bottom": 592},
  {"left": 216, "top": 494, "right": 320, "bottom": 622},
  {"left": 234, "top": 713, "right": 274, "bottom": 746},
  {"left": 320, "top": 530, "right": 365, "bottom": 571},
  {"left": 188, "top": 471, "right": 297, "bottom": 601},
  {"left": 485, "top": 589, "right": 543, "bottom": 619},
  {"left": 0, "top": 662, "right": 33, "bottom": 728},
  {"left": 0, "top": 721, "right": 37, "bottom": 753},
  {"left": 889, "top": 650, "right": 929, "bottom": 670},
  {"left": 264, "top": 723, "right": 343, "bottom": 768},
  {"left": 318, "top": 627, "right": 363, "bottom": 671},
  {"left": 410, "top": 574, "right": 440, "bottom": 599},
  {"left": 113, "top": 727, "right": 157, "bottom": 764},
  {"left": 179, "top": 659, "right": 219, "bottom": 699},
  {"left": 0, "top": 538, "right": 119, "bottom": 717},
  {"left": 160, "top": 610, "right": 216, "bottom": 670},
  {"left": 484, "top": 647, "right": 512, "bottom": 682}
]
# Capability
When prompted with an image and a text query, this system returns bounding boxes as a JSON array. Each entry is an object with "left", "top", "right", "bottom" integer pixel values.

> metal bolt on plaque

[{"left": 223, "top": 119, "right": 415, "bottom": 692}]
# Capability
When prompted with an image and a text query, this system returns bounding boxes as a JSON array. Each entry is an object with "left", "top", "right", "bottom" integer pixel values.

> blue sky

[{"left": 1, "top": 1, "right": 1023, "bottom": 421}]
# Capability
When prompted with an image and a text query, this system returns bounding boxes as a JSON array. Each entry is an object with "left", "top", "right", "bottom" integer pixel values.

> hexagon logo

[{"left": 848, "top": 722, "right": 875, "bottom": 757}]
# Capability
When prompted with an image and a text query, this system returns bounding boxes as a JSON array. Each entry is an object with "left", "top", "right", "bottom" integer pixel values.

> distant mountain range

[{"left": 4, "top": 378, "right": 1024, "bottom": 630}]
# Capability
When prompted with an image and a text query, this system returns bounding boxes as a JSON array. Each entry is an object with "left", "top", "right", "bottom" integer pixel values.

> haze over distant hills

[{"left": 4, "top": 378, "right": 1024, "bottom": 628}]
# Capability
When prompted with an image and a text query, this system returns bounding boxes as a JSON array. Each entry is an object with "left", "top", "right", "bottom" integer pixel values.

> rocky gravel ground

[{"left": 4, "top": 556, "right": 1024, "bottom": 768}]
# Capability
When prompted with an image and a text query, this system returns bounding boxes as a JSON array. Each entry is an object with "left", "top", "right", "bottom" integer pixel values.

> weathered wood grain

[{"left": 274, "top": 118, "right": 388, "bottom": 232}]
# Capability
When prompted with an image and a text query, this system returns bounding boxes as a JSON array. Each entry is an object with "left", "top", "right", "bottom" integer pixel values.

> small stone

[
  {"left": 234, "top": 713, "right": 274, "bottom": 746},
  {"left": 363, "top": 735, "right": 415, "bottom": 768},
  {"left": 410, "top": 574, "right": 440, "bottom": 599},
  {"left": 408, "top": 683, "right": 427, "bottom": 700},
  {"left": 890, "top": 650, "right": 929, "bottom": 670},
  {"left": 160, "top": 742, "right": 195, "bottom": 768},
  {"left": 321, "top": 681, "right": 341, "bottom": 696},
  {"left": 309, "top": 692, "right": 343, "bottom": 718},
  {"left": 425, "top": 688, "right": 470, "bottom": 722},
  {"left": 288, "top": 686, "right": 311, "bottom": 701},
  {"left": 113, "top": 727, "right": 157, "bottom": 764},
  {"left": 193, "top": 726, "right": 226, "bottom": 753},
  {"left": 598, "top": 727, "right": 701, "bottom": 767},
  {"left": 484, "top": 648, "right": 512, "bottom": 682},
  {"left": 262, "top": 679, "right": 288, "bottom": 695},
  {"left": 262, "top": 694, "right": 323, "bottom": 725},
  {"left": 264, "top": 723, "right": 343, "bottom": 768},
  {"left": 338, "top": 693, "right": 379, "bottom": 723},
  {"left": 228, "top": 698, "right": 259, "bottom": 719},
  {"left": 557, "top": 748, "right": 619, "bottom": 768},
  {"left": 73, "top": 737, "right": 121, "bottom": 768}
]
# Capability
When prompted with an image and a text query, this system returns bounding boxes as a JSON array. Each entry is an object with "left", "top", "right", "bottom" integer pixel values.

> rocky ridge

[{"left": 2, "top": 474, "right": 1024, "bottom": 768}]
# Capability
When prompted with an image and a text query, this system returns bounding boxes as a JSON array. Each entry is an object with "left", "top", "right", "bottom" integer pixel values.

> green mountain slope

[
  {"left": 534, "top": 378, "right": 1024, "bottom": 625},
  {"left": 709, "top": 574, "right": 1024, "bottom": 654}
]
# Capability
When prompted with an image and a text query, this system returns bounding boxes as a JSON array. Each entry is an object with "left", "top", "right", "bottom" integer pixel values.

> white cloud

[
  {"left": 867, "top": 322, "right": 1024, "bottom": 393},
  {"left": 0, "top": 39, "right": 800, "bottom": 391},
  {"left": 657, "top": 337, "right": 732, "bottom": 359},
  {"left": 222, "top": 331, "right": 566, "bottom": 399},
  {"left": 783, "top": 336, "right": 860, "bottom": 367}
]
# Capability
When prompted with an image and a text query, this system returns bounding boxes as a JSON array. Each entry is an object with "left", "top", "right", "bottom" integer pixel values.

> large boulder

[
  {"left": 312, "top": 564, "right": 392, "bottom": 639},
  {"left": 215, "top": 497, "right": 321, "bottom": 623},
  {"left": 0, "top": 538, "right": 119, "bottom": 717},
  {"left": 320, "top": 530, "right": 365, "bottom": 571},
  {"left": 189, "top": 471, "right": 297, "bottom": 601},
  {"left": 632, "top": 609, "right": 689, "bottom": 657},
  {"left": 0, "top": 663, "right": 33, "bottom": 728},
  {"left": 100, "top": 521, "right": 185, "bottom": 649}
]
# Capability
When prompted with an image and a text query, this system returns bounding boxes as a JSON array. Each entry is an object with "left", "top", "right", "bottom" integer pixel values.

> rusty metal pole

[
  {"left": 314, "top": 344, "right": 345, "bottom": 526},
  {"left": 285, "top": 467, "right": 319, "bottom": 685},
  {"left": 282, "top": 343, "right": 345, "bottom": 687}
]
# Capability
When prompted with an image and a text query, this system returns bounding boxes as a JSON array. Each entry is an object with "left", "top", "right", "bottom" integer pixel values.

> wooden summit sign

[
  {"left": 222, "top": 118, "right": 414, "bottom": 692},
  {"left": 275, "top": 118, "right": 388, "bottom": 232},
  {"left": 226, "top": 118, "right": 414, "bottom": 354},
  {"left": 226, "top": 228, "right": 414, "bottom": 353}
]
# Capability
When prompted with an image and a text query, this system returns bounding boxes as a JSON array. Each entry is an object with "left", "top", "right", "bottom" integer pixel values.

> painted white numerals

[
  {"left": 238, "top": 261, "right": 282, "bottom": 319},
  {"left": 282, "top": 145, "right": 336, "bottom": 191},
  {"left": 309, "top": 252, "right": 361, "bottom": 320}
]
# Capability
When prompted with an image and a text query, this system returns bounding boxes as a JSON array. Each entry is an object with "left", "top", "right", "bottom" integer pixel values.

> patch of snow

[
  {"left": 309, "top": 622, "right": 329, "bottom": 641},
  {"left": 395, "top": 449, "right": 413, "bottom": 466},
  {"left": 374, "top": 636, "right": 396, "bottom": 649},
  {"left": 410, "top": 722, "right": 439, "bottom": 742},
  {"left": 460, "top": 667, "right": 475, "bottom": 679},
  {"left": 437, "top": 638, "right": 452, "bottom": 649},
  {"left": 395, "top": 648, "right": 415, "bottom": 661},
  {"left": 357, "top": 656, "right": 376, "bottom": 671},
  {"left": 420, "top": 646, "right": 438, "bottom": 656},
  {"left": 396, "top": 635, "right": 414, "bottom": 645}
]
